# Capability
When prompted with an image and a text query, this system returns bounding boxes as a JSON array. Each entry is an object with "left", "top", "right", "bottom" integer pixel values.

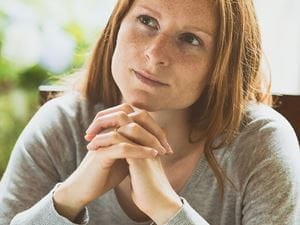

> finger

[
  {"left": 87, "top": 130, "right": 127, "bottom": 151},
  {"left": 87, "top": 127, "right": 166, "bottom": 155},
  {"left": 129, "top": 111, "right": 173, "bottom": 154},
  {"left": 91, "top": 103, "right": 134, "bottom": 123},
  {"left": 85, "top": 104, "right": 173, "bottom": 154},
  {"left": 117, "top": 123, "right": 167, "bottom": 155},
  {"left": 85, "top": 111, "right": 133, "bottom": 141},
  {"left": 85, "top": 126, "right": 115, "bottom": 142},
  {"left": 96, "top": 143, "right": 159, "bottom": 160}
]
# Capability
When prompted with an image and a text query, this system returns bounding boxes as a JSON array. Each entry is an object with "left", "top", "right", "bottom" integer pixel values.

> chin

[
  {"left": 124, "top": 96, "right": 162, "bottom": 112},
  {"left": 130, "top": 100, "right": 160, "bottom": 112}
]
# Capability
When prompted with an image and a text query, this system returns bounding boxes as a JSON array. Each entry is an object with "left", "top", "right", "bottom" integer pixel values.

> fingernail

[
  {"left": 168, "top": 150, "right": 174, "bottom": 155},
  {"left": 152, "top": 150, "right": 159, "bottom": 157},
  {"left": 165, "top": 141, "right": 173, "bottom": 153},
  {"left": 85, "top": 134, "right": 94, "bottom": 141},
  {"left": 159, "top": 146, "right": 167, "bottom": 154},
  {"left": 86, "top": 143, "right": 92, "bottom": 150},
  {"left": 86, "top": 127, "right": 91, "bottom": 134}
]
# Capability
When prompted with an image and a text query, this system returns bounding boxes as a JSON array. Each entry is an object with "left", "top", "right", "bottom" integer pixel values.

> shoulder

[
  {"left": 34, "top": 92, "right": 105, "bottom": 131},
  {"left": 39, "top": 92, "right": 92, "bottom": 120},
  {"left": 224, "top": 103, "right": 299, "bottom": 156},
  {"left": 16, "top": 92, "right": 106, "bottom": 157},
  {"left": 23, "top": 92, "right": 107, "bottom": 150},
  {"left": 240, "top": 102, "right": 299, "bottom": 151},
  {"left": 10, "top": 92, "right": 107, "bottom": 177},
  {"left": 224, "top": 103, "right": 300, "bottom": 188}
]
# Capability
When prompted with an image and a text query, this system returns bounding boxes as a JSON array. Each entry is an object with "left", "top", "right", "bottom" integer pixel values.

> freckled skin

[{"left": 111, "top": 0, "right": 217, "bottom": 112}]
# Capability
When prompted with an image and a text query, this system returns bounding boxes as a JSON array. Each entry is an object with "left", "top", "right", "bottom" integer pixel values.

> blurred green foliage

[
  {"left": 0, "top": 63, "right": 51, "bottom": 177},
  {"left": 0, "top": 63, "right": 79, "bottom": 178},
  {"left": 0, "top": 90, "right": 39, "bottom": 176},
  {"left": 0, "top": 1, "right": 110, "bottom": 177}
]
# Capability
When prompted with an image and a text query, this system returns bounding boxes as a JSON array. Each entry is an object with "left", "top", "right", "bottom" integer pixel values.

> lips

[{"left": 133, "top": 70, "right": 168, "bottom": 86}]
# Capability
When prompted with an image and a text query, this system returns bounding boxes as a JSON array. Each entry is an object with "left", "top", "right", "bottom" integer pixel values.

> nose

[{"left": 144, "top": 34, "right": 171, "bottom": 67}]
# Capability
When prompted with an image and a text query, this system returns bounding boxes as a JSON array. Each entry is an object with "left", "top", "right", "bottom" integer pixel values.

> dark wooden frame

[{"left": 273, "top": 95, "right": 300, "bottom": 141}]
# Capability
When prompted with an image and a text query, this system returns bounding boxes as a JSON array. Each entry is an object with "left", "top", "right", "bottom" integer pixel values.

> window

[{"left": 255, "top": 0, "right": 300, "bottom": 95}]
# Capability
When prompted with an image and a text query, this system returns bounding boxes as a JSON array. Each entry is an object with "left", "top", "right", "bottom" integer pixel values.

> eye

[
  {"left": 137, "top": 15, "right": 159, "bottom": 30},
  {"left": 179, "top": 33, "right": 203, "bottom": 46}
]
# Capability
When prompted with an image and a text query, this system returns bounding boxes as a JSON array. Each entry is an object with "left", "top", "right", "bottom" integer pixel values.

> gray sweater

[{"left": 0, "top": 93, "right": 299, "bottom": 225}]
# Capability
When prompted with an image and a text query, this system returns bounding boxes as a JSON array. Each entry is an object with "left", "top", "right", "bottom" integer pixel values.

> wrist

[
  {"left": 149, "top": 195, "right": 183, "bottom": 225},
  {"left": 53, "top": 183, "right": 87, "bottom": 221}
]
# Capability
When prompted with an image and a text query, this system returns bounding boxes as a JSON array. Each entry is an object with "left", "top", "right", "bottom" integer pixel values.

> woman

[{"left": 0, "top": 0, "right": 299, "bottom": 224}]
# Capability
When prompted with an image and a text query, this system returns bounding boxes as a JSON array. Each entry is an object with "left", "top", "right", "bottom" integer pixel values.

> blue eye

[
  {"left": 137, "top": 15, "right": 158, "bottom": 29},
  {"left": 179, "top": 33, "right": 202, "bottom": 46}
]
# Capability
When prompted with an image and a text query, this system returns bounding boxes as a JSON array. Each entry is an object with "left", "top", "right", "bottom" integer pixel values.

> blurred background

[
  {"left": 0, "top": 0, "right": 117, "bottom": 175},
  {"left": 0, "top": 0, "right": 299, "bottom": 177}
]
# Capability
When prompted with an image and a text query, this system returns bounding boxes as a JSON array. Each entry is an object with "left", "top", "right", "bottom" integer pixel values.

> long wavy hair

[{"left": 78, "top": 0, "right": 271, "bottom": 194}]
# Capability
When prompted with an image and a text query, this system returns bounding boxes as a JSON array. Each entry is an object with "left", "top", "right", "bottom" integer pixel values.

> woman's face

[{"left": 111, "top": 0, "right": 217, "bottom": 111}]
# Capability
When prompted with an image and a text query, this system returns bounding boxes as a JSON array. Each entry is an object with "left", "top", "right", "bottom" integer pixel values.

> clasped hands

[{"left": 54, "top": 104, "right": 182, "bottom": 225}]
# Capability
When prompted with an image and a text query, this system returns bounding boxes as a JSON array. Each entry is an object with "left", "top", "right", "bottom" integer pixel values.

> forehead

[{"left": 131, "top": 0, "right": 217, "bottom": 35}]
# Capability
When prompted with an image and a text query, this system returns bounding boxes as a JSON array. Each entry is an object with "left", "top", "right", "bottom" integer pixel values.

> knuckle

[
  {"left": 159, "top": 129, "right": 167, "bottom": 139},
  {"left": 119, "top": 145, "right": 131, "bottom": 156},
  {"left": 118, "top": 143, "right": 130, "bottom": 152},
  {"left": 147, "top": 147, "right": 155, "bottom": 153},
  {"left": 95, "top": 112, "right": 101, "bottom": 119},
  {"left": 95, "top": 111, "right": 104, "bottom": 119},
  {"left": 94, "top": 134, "right": 101, "bottom": 139},
  {"left": 111, "top": 131, "right": 119, "bottom": 139},
  {"left": 117, "top": 111, "right": 129, "bottom": 123},
  {"left": 86, "top": 143, "right": 93, "bottom": 151},
  {"left": 152, "top": 138, "right": 160, "bottom": 146},
  {"left": 137, "top": 110, "right": 149, "bottom": 120},
  {"left": 95, "top": 116, "right": 104, "bottom": 123},
  {"left": 87, "top": 138, "right": 98, "bottom": 149},
  {"left": 128, "top": 123, "right": 140, "bottom": 133},
  {"left": 120, "top": 103, "right": 134, "bottom": 114}
]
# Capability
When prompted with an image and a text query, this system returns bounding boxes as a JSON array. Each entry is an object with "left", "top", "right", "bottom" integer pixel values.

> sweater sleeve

[
  {"left": 164, "top": 197, "right": 209, "bottom": 225},
  {"left": 0, "top": 95, "right": 90, "bottom": 225},
  {"left": 10, "top": 184, "right": 89, "bottom": 225},
  {"left": 237, "top": 114, "right": 300, "bottom": 225}
]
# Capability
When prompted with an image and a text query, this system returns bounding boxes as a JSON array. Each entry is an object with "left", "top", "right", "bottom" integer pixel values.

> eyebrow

[
  {"left": 136, "top": 5, "right": 162, "bottom": 19},
  {"left": 135, "top": 5, "right": 214, "bottom": 39},
  {"left": 183, "top": 25, "right": 214, "bottom": 40}
]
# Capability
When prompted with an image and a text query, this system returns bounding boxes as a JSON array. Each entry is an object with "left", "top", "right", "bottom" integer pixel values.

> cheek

[
  {"left": 179, "top": 77, "right": 205, "bottom": 98},
  {"left": 112, "top": 24, "right": 143, "bottom": 71},
  {"left": 117, "top": 21, "right": 145, "bottom": 49},
  {"left": 172, "top": 65, "right": 210, "bottom": 104},
  {"left": 111, "top": 45, "right": 127, "bottom": 91},
  {"left": 179, "top": 83, "right": 205, "bottom": 108},
  {"left": 111, "top": 29, "right": 131, "bottom": 80},
  {"left": 111, "top": 48, "right": 121, "bottom": 82},
  {"left": 176, "top": 58, "right": 210, "bottom": 88}
]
